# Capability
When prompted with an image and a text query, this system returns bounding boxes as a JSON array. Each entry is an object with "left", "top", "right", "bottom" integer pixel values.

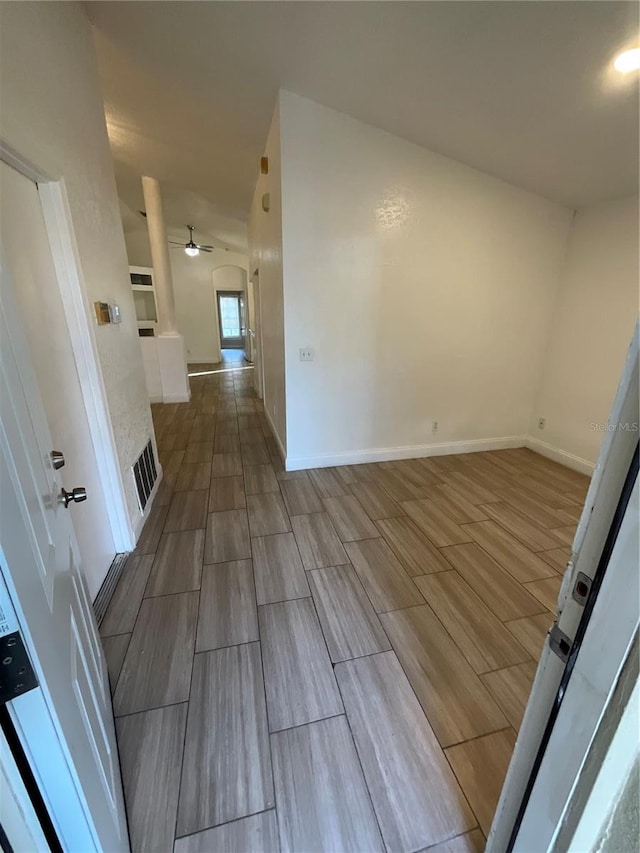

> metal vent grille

[{"left": 133, "top": 439, "right": 157, "bottom": 511}]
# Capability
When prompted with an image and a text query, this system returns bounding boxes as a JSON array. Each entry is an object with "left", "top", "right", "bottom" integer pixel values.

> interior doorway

[{"left": 216, "top": 290, "right": 246, "bottom": 351}]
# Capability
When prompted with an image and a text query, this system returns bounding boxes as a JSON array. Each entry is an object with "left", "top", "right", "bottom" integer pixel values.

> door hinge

[
  {"left": 548, "top": 623, "right": 573, "bottom": 663},
  {"left": 571, "top": 571, "right": 592, "bottom": 606},
  {"left": 0, "top": 631, "right": 38, "bottom": 704}
]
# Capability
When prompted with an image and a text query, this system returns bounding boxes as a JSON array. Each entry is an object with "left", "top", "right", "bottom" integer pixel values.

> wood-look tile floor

[{"left": 101, "top": 359, "right": 589, "bottom": 852}]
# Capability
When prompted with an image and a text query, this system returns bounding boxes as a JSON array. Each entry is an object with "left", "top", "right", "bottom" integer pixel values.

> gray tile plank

[
  {"left": 247, "top": 492, "right": 291, "bottom": 537},
  {"left": 117, "top": 703, "right": 188, "bottom": 853},
  {"left": 212, "top": 452, "right": 244, "bottom": 477},
  {"left": 196, "top": 560, "right": 259, "bottom": 652},
  {"left": 259, "top": 598, "right": 343, "bottom": 731},
  {"left": 164, "top": 490, "right": 209, "bottom": 533},
  {"left": 271, "top": 716, "right": 383, "bottom": 853},
  {"left": 279, "top": 477, "right": 323, "bottom": 516},
  {"left": 376, "top": 515, "right": 453, "bottom": 576},
  {"left": 439, "top": 543, "right": 546, "bottom": 621},
  {"left": 335, "top": 652, "right": 475, "bottom": 851},
  {"left": 308, "top": 565, "right": 391, "bottom": 662},
  {"left": 307, "top": 467, "right": 349, "bottom": 498},
  {"left": 208, "top": 475, "right": 246, "bottom": 512},
  {"left": 349, "top": 481, "right": 403, "bottom": 520},
  {"left": 175, "top": 461, "right": 212, "bottom": 492},
  {"left": 345, "top": 538, "right": 424, "bottom": 612},
  {"left": 290, "top": 513, "right": 348, "bottom": 570},
  {"left": 100, "top": 554, "right": 154, "bottom": 637},
  {"left": 463, "top": 520, "right": 556, "bottom": 583},
  {"left": 113, "top": 592, "right": 198, "bottom": 715},
  {"left": 380, "top": 606, "right": 508, "bottom": 747},
  {"left": 445, "top": 729, "right": 517, "bottom": 837},
  {"left": 101, "top": 634, "right": 130, "bottom": 691},
  {"left": 323, "top": 495, "right": 379, "bottom": 541},
  {"left": 204, "top": 509, "right": 251, "bottom": 563},
  {"left": 402, "top": 499, "right": 473, "bottom": 547},
  {"left": 252, "top": 532, "right": 310, "bottom": 605},
  {"left": 145, "top": 530, "right": 204, "bottom": 597},
  {"left": 421, "top": 829, "right": 486, "bottom": 853},
  {"left": 414, "top": 571, "right": 531, "bottom": 674},
  {"left": 135, "top": 506, "right": 169, "bottom": 554},
  {"left": 245, "top": 463, "right": 280, "bottom": 495},
  {"left": 174, "top": 811, "right": 279, "bottom": 853},
  {"left": 176, "top": 643, "right": 274, "bottom": 835}
]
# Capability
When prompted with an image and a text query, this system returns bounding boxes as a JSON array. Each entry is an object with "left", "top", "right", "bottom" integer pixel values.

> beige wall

[
  {"left": 532, "top": 195, "right": 639, "bottom": 466},
  {"left": 124, "top": 226, "right": 249, "bottom": 363},
  {"left": 276, "top": 91, "right": 573, "bottom": 468},
  {"left": 0, "top": 2, "right": 153, "bottom": 592}
]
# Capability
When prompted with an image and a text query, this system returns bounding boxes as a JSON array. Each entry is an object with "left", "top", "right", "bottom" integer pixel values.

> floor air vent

[
  {"left": 94, "top": 552, "right": 128, "bottom": 625},
  {"left": 133, "top": 439, "right": 157, "bottom": 511}
]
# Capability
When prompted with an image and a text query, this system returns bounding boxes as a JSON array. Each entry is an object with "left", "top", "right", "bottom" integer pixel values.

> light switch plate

[{"left": 299, "top": 347, "right": 314, "bottom": 362}]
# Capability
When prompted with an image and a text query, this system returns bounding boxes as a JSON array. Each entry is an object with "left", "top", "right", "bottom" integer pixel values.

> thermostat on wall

[
  {"left": 94, "top": 301, "right": 110, "bottom": 324},
  {"left": 109, "top": 304, "right": 122, "bottom": 324}
]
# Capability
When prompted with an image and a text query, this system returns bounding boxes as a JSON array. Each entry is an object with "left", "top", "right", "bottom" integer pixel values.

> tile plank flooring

[{"left": 102, "top": 361, "right": 588, "bottom": 851}]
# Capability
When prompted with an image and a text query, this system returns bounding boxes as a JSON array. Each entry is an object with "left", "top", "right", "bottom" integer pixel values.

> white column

[
  {"left": 142, "top": 175, "right": 177, "bottom": 335},
  {"left": 141, "top": 176, "right": 190, "bottom": 402}
]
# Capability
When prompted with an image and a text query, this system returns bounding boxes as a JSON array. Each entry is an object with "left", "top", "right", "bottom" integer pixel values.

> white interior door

[
  {"left": 0, "top": 173, "right": 128, "bottom": 849},
  {"left": 489, "top": 327, "right": 639, "bottom": 851},
  {"left": 0, "top": 160, "right": 118, "bottom": 597}
]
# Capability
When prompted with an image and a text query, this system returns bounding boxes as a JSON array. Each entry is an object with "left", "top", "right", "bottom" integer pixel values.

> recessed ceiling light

[{"left": 614, "top": 47, "right": 640, "bottom": 73}]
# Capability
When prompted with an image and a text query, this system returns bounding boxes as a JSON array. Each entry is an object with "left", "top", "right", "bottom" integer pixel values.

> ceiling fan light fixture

[
  {"left": 614, "top": 47, "right": 640, "bottom": 73},
  {"left": 185, "top": 245, "right": 199, "bottom": 257}
]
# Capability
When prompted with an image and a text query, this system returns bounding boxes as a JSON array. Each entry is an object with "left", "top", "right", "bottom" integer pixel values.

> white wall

[
  {"left": 532, "top": 195, "right": 639, "bottom": 467},
  {"left": 248, "top": 102, "right": 287, "bottom": 453},
  {"left": 124, "top": 228, "right": 249, "bottom": 363},
  {"left": 0, "top": 2, "right": 153, "bottom": 595},
  {"left": 277, "top": 91, "right": 573, "bottom": 468}
]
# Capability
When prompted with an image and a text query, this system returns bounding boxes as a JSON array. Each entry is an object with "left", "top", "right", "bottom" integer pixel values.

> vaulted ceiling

[{"left": 89, "top": 0, "right": 639, "bottom": 246}]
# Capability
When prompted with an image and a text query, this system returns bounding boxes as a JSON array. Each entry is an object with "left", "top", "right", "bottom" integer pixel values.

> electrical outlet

[
  {"left": 538, "top": 417, "right": 546, "bottom": 430},
  {"left": 299, "top": 347, "right": 314, "bottom": 362},
  {"left": 432, "top": 421, "right": 439, "bottom": 433}
]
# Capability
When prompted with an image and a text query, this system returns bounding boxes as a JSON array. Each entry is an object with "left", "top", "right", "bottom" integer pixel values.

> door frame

[
  {"left": 0, "top": 139, "right": 135, "bottom": 553},
  {"left": 216, "top": 289, "right": 244, "bottom": 350},
  {"left": 251, "top": 268, "right": 265, "bottom": 399},
  {"left": 489, "top": 324, "right": 639, "bottom": 850}
]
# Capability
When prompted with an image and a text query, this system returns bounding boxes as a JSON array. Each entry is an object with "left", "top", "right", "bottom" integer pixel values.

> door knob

[
  {"left": 50, "top": 451, "right": 65, "bottom": 470},
  {"left": 60, "top": 487, "right": 87, "bottom": 508}
]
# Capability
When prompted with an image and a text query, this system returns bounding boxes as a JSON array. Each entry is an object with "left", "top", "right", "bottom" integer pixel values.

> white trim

[
  {"left": 265, "top": 407, "right": 286, "bottom": 462},
  {"left": 525, "top": 436, "right": 596, "bottom": 475},
  {"left": 148, "top": 394, "right": 164, "bottom": 404},
  {"left": 161, "top": 393, "right": 191, "bottom": 403},
  {"left": 37, "top": 182, "right": 135, "bottom": 551},
  {"left": 133, "top": 465, "right": 163, "bottom": 541},
  {"left": 285, "top": 434, "right": 528, "bottom": 471}
]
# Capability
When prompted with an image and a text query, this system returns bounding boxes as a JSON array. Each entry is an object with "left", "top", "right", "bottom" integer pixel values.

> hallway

[{"left": 100, "top": 364, "right": 588, "bottom": 853}]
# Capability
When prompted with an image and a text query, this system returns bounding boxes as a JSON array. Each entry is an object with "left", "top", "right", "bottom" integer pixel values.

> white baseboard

[
  {"left": 264, "top": 408, "right": 286, "bottom": 463},
  {"left": 525, "top": 437, "right": 595, "bottom": 475},
  {"left": 285, "top": 435, "right": 528, "bottom": 471},
  {"left": 133, "top": 464, "right": 164, "bottom": 542},
  {"left": 162, "top": 392, "right": 191, "bottom": 403}
]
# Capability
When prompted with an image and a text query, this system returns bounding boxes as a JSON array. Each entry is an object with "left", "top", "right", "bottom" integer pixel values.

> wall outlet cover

[
  {"left": 538, "top": 417, "right": 546, "bottom": 430},
  {"left": 299, "top": 348, "right": 314, "bottom": 362}
]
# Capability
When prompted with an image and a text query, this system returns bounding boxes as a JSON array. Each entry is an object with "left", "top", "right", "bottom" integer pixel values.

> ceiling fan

[{"left": 169, "top": 225, "right": 214, "bottom": 257}]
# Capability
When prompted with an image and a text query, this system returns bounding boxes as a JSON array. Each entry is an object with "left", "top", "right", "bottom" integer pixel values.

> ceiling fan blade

[
  {"left": 168, "top": 241, "right": 184, "bottom": 246},
  {"left": 195, "top": 244, "right": 214, "bottom": 250}
]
